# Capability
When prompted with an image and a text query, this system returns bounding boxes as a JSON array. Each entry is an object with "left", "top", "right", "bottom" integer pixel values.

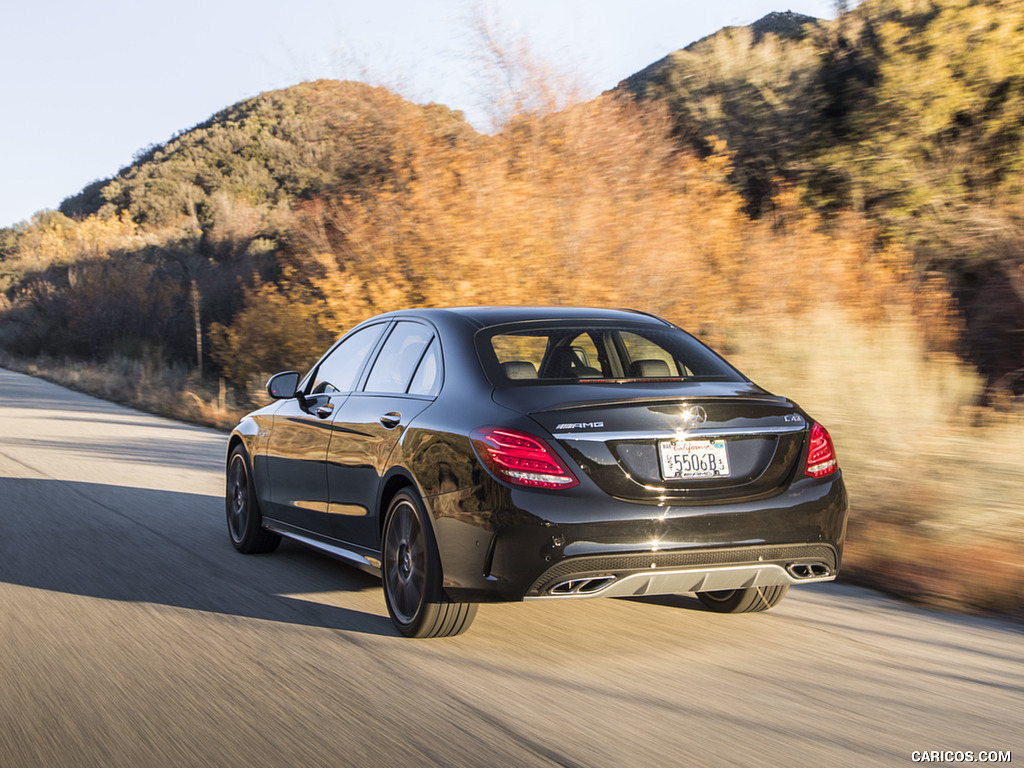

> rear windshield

[{"left": 476, "top": 322, "right": 745, "bottom": 386}]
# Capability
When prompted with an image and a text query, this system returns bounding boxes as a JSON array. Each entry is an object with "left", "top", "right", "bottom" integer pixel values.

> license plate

[{"left": 659, "top": 439, "right": 730, "bottom": 479}]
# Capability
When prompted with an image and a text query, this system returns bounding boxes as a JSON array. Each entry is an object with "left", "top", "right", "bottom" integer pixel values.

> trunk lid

[{"left": 493, "top": 382, "right": 807, "bottom": 502}]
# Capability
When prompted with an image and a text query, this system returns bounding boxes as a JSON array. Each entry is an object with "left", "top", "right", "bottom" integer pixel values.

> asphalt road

[{"left": 0, "top": 367, "right": 1021, "bottom": 768}]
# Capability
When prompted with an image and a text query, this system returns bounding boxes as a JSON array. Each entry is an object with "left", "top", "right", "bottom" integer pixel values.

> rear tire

[
  {"left": 226, "top": 446, "right": 280, "bottom": 554},
  {"left": 696, "top": 584, "right": 789, "bottom": 613},
  {"left": 382, "top": 489, "right": 477, "bottom": 638}
]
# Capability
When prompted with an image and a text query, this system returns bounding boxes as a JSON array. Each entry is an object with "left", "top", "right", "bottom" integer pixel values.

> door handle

[
  {"left": 315, "top": 403, "right": 335, "bottom": 419},
  {"left": 379, "top": 411, "right": 401, "bottom": 429}
]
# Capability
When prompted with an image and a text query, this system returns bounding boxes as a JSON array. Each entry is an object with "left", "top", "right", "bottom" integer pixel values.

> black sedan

[{"left": 226, "top": 307, "right": 848, "bottom": 637}]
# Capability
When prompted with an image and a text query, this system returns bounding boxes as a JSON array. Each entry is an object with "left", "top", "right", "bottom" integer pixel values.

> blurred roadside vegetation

[{"left": 1, "top": 0, "right": 1021, "bottom": 617}]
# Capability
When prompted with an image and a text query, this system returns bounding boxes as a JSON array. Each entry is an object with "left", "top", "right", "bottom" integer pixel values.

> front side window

[
  {"left": 477, "top": 323, "right": 743, "bottom": 385},
  {"left": 311, "top": 323, "right": 387, "bottom": 394}
]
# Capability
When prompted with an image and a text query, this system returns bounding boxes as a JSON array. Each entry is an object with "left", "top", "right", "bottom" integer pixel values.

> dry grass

[
  {"left": 728, "top": 306, "right": 1024, "bottom": 618},
  {"left": 0, "top": 352, "right": 247, "bottom": 431}
]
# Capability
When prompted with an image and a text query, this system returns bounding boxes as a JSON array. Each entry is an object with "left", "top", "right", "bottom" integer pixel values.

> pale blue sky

[{"left": 1, "top": 0, "right": 844, "bottom": 228}]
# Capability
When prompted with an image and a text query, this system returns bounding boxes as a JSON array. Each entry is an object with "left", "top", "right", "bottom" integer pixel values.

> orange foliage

[
  {"left": 1, "top": 212, "right": 142, "bottom": 283},
  {"left": 214, "top": 92, "right": 926, "bottom": 386}
]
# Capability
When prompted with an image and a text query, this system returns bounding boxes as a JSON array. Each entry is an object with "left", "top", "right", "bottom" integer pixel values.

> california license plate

[{"left": 659, "top": 439, "right": 730, "bottom": 479}]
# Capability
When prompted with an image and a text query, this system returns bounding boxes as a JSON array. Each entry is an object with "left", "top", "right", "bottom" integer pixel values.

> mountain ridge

[{"left": 617, "top": 11, "right": 822, "bottom": 96}]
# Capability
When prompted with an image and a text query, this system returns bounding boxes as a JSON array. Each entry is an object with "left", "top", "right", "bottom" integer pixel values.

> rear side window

[
  {"left": 477, "top": 323, "right": 743, "bottom": 385},
  {"left": 407, "top": 338, "right": 442, "bottom": 397},
  {"left": 364, "top": 322, "right": 434, "bottom": 394}
]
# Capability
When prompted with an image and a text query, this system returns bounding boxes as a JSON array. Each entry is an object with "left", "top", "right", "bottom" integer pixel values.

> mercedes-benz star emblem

[{"left": 681, "top": 405, "right": 708, "bottom": 427}]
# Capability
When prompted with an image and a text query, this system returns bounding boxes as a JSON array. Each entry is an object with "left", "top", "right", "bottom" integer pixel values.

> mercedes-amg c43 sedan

[{"left": 226, "top": 307, "right": 848, "bottom": 637}]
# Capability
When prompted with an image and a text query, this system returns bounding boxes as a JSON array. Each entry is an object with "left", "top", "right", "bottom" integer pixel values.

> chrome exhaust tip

[
  {"left": 786, "top": 562, "right": 832, "bottom": 580},
  {"left": 549, "top": 576, "right": 616, "bottom": 595}
]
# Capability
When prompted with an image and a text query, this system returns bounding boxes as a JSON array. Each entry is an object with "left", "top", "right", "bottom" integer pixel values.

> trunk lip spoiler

[
  {"left": 551, "top": 425, "right": 806, "bottom": 441},
  {"left": 525, "top": 393, "right": 787, "bottom": 414}
]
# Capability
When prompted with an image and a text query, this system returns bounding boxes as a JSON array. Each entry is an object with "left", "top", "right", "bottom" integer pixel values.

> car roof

[{"left": 377, "top": 306, "right": 673, "bottom": 329}]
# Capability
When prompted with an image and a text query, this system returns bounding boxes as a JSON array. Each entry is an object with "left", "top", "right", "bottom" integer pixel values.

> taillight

[
  {"left": 805, "top": 422, "right": 838, "bottom": 478},
  {"left": 471, "top": 427, "right": 579, "bottom": 489}
]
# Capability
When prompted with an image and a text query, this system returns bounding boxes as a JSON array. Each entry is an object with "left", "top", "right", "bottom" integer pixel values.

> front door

[{"left": 263, "top": 321, "right": 389, "bottom": 534}]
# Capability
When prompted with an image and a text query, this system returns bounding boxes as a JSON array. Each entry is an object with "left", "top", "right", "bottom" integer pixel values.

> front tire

[
  {"left": 382, "top": 490, "right": 477, "bottom": 638},
  {"left": 696, "top": 584, "right": 789, "bottom": 613},
  {"left": 226, "top": 446, "right": 280, "bottom": 554}
]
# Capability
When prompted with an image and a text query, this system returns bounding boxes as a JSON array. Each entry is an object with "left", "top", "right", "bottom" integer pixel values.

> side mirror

[{"left": 266, "top": 371, "right": 301, "bottom": 400}]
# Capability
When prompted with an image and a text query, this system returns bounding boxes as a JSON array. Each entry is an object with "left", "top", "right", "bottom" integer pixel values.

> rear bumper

[
  {"left": 525, "top": 543, "right": 836, "bottom": 600},
  {"left": 432, "top": 471, "right": 849, "bottom": 603}
]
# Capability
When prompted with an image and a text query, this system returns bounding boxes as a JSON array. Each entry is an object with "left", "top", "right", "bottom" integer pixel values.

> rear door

[{"left": 326, "top": 321, "right": 441, "bottom": 548}]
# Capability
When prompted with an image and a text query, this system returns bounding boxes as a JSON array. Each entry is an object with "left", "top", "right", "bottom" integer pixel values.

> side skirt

[{"left": 263, "top": 520, "right": 383, "bottom": 576}]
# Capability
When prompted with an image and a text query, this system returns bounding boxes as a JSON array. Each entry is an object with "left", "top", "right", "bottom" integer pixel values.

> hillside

[
  {"left": 1, "top": 0, "right": 1022, "bottom": 400},
  {"left": 60, "top": 79, "right": 473, "bottom": 233},
  {"left": 0, "top": 81, "right": 474, "bottom": 366},
  {"left": 619, "top": 0, "right": 1024, "bottom": 399},
  {"left": 619, "top": 11, "right": 822, "bottom": 96}
]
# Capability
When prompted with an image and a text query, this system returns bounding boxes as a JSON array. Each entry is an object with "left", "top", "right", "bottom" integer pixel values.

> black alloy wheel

[
  {"left": 226, "top": 446, "right": 281, "bottom": 554},
  {"left": 382, "top": 490, "right": 477, "bottom": 638},
  {"left": 696, "top": 584, "right": 789, "bottom": 613}
]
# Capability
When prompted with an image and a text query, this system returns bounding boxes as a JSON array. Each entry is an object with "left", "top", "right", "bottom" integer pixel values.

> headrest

[
  {"left": 628, "top": 359, "right": 672, "bottom": 378},
  {"left": 501, "top": 361, "right": 538, "bottom": 379}
]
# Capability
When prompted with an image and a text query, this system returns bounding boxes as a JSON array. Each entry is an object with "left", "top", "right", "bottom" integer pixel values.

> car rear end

[{"left": 451, "top": 316, "right": 848, "bottom": 604}]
